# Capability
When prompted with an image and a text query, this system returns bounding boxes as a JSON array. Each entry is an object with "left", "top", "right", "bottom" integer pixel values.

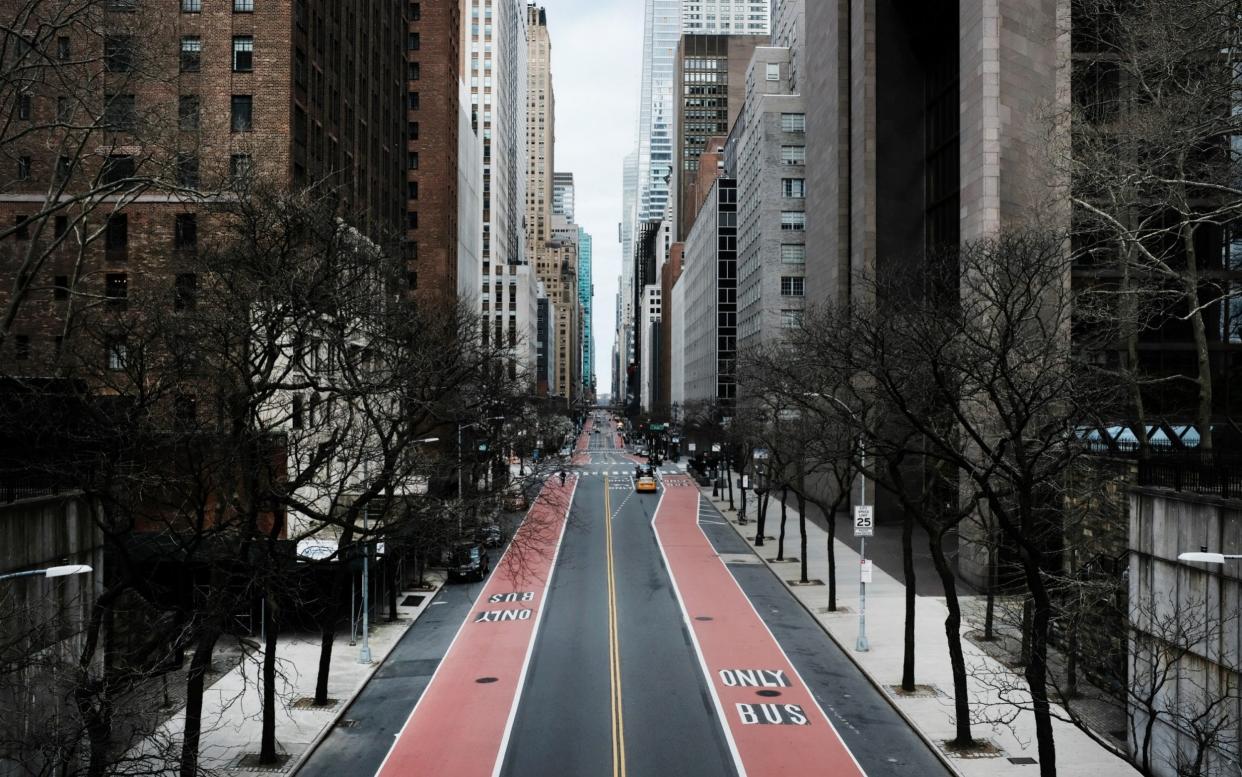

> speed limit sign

[{"left": 853, "top": 506, "right": 874, "bottom": 537}]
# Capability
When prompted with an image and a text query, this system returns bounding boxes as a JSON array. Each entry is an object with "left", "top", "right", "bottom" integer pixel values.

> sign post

[{"left": 853, "top": 451, "right": 870, "bottom": 652}]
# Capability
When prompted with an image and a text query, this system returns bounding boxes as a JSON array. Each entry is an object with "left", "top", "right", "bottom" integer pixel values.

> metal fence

[{"left": 1136, "top": 454, "right": 1242, "bottom": 499}]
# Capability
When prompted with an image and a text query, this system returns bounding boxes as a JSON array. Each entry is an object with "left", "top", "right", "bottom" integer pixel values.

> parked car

[
  {"left": 476, "top": 524, "right": 504, "bottom": 548},
  {"left": 447, "top": 542, "right": 490, "bottom": 582}
]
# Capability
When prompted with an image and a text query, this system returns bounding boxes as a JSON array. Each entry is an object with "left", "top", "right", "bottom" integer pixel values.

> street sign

[
  {"left": 860, "top": 559, "right": 873, "bottom": 584},
  {"left": 688, "top": 443, "right": 696, "bottom": 452},
  {"left": 753, "top": 448, "right": 770, "bottom": 460},
  {"left": 740, "top": 475, "right": 749, "bottom": 489},
  {"left": 711, "top": 443, "right": 721, "bottom": 452},
  {"left": 853, "top": 505, "right": 874, "bottom": 537}
]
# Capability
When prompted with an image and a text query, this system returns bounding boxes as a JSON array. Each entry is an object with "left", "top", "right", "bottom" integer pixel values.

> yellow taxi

[{"left": 635, "top": 471, "right": 658, "bottom": 493}]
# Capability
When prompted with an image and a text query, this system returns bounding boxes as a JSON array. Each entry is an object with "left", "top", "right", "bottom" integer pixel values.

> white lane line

[{"left": 490, "top": 478, "right": 577, "bottom": 777}]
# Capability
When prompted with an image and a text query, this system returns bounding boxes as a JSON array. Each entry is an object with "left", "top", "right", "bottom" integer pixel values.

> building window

[
  {"left": 57, "top": 36, "right": 70, "bottom": 60},
  {"left": 176, "top": 152, "right": 199, "bottom": 188},
  {"left": 106, "top": 337, "right": 128, "bottom": 370},
  {"left": 104, "top": 34, "right": 133, "bottom": 72},
  {"left": 13, "top": 216, "right": 29, "bottom": 240},
  {"left": 105, "top": 214, "right": 128, "bottom": 258},
  {"left": 780, "top": 211, "right": 805, "bottom": 231},
  {"left": 407, "top": 92, "right": 420, "bottom": 110},
  {"left": 408, "top": 151, "right": 418, "bottom": 169},
  {"left": 103, "top": 93, "right": 136, "bottom": 131},
  {"left": 780, "top": 244, "right": 806, "bottom": 264},
  {"left": 174, "top": 273, "right": 197, "bottom": 310},
  {"left": 230, "top": 153, "right": 253, "bottom": 180},
  {"left": 105, "top": 273, "right": 128, "bottom": 308},
  {"left": 782, "top": 178, "right": 805, "bottom": 198},
  {"left": 174, "top": 213, "right": 197, "bottom": 249},
  {"left": 408, "top": 61, "right": 420, "bottom": 81},
  {"left": 292, "top": 395, "right": 304, "bottom": 429},
  {"left": 407, "top": 211, "right": 418, "bottom": 230},
  {"left": 234, "top": 0, "right": 254, "bottom": 11},
  {"left": 53, "top": 217, "right": 67, "bottom": 238},
  {"left": 780, "top": 112, "right": 805, "bottom": 132},
  {"left": 15, "top": 335, "right": 30, "bottom": 361},
  {"left": 765, "top": 62, "right": 780, "bottom": 81},
  {"left": 181, "top": 0, "right": 201, "bottom": 11},
  {"left": 781, "top": 309, "right": 802, "bottom": 329},
  {"left": 17, "top": 156, "right": 31, "bottom": 181},
  {"left": 102, "top": 155, "right": 134, "bottom": 185},
  {"left": 231, "top": 95, "right": 253, "bottom": 131},
  {"left": 409, "top": 2, "right": 420, "bottom": 20},
  {"left": 180, "top": 37, "right": 202, "bottom": 72},
  {"left": 407, "top": 181, "right": 418, "bottom": 199},
  {"left": 407, "top": 120, "right": 419, "bottom": 140},
  {"left": 781, "top": 145, "right": 805, "bottom": 165},
  {"left": 232, "top": 36, "right": 254, "bottom": 71},
  {"left": 17, "top": 93, "right": 31, "bottom": 120},
  {"left": 407, "top": 32, "right": 420, "bottom": 51},
  {"left": 54, "top": 275, "right": 70, "bottom": 300},
  {"left": 780, "top": 276, "right": 805, "bottom": 296},
  {"left": 179, "top": 95, "right": 200, "bottom": 130}
]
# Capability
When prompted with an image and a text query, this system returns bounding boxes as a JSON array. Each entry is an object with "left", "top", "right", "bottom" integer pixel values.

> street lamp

[
  {"left": 0, "top": 564, "right": 92, "bottom": 582},
  {"left": 358, "top": 435, "right": 439, "bottom": 665},
  {"left": 1178, "top": 551, "right": 1242, "bottom": 565},
  {"left": 804, "top": 392, "right": 869, "bottom": 652}
]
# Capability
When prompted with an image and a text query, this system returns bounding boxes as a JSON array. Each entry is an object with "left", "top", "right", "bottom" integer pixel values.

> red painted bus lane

[
  {"left": 653, "top": 483, "right": 867, "bottom": 777},
  {"left": 374, "top": 477, "right": 575, "bottom": 777}
]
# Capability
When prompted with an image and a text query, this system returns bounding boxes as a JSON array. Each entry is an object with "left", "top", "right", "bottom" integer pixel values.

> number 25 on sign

[{"left": 853, "top": 505, "right": 874, "bottom": 537}]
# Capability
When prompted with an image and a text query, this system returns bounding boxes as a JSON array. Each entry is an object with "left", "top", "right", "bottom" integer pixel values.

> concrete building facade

[
  {"left": 680, "top": 177, "right": 737, "bottom": 405},
  {"left": 552, "top": 172, "right": 575, "bottom": 221},
  {"left": 578, "top": 227, "right": 594, "bottom": 397},
  {"left": 736, "top": 47, "right": 805, "bottom": 353}
]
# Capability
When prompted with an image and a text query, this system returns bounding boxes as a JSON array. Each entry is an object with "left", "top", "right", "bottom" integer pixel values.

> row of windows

[
  {"left": 173, "top": 35, "right": 253, "bottom": 72},
  {"left": 180, "top": 0, "right": 253, "bottom": 12}
]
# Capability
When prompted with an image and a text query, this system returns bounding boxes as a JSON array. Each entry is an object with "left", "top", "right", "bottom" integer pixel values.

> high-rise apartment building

[
  {"left": 578, "top": 227, "right": 594, "bottom": 396},
  {"left": 682, "top": 0, "right": 771, "bottom": 34},
  {"left": 680, "top": 177, "right": 737, "bottom": 404},
  {"left": 736, "top": 48, "right": 805, "bottom": 352},
  {"left": 469, "top": 0, "right": 534, "bottom": 381},
  {"left": 673, "top": 33, "right": 764, "bottom": 240}
]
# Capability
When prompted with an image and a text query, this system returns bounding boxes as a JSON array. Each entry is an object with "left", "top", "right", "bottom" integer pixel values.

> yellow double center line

[{"left": 604, "top": 476, "right": 627, "bottom": 777}]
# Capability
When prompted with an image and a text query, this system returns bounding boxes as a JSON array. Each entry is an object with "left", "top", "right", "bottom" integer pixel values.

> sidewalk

[
  {"left": 145, "top": 576, "right": 443, "bottom": 775},
  {"left": 700, "top": 483, "right": 1138, "bottom": 777}
]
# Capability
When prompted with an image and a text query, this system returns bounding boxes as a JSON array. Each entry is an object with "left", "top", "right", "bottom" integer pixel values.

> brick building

[{"left": 0, "top": 0, "right": 406, "bottom": 371}]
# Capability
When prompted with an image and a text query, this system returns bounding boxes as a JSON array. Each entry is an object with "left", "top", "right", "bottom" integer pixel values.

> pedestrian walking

[{"left": 559, "top": 470, "right": 566, "bottom": 486}]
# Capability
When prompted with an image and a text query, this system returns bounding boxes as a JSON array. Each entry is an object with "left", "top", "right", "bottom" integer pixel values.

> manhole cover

[
  {"left": 476, "top": 676, "right": 499, "bottom": 684},
  {"left": 235, "top": 753, "right": 293, "bottom": 772},
  {"left": 756, "top": 690, "right": 782, "bottom": 698},
  {"left": 337, "top": 719, "right": 360, "bottom": 728},
  {"left": 1008, "top": 757, "right": 1038, "bottom": 765},
  {"left": 401, "top": 595, "right": 426, "bottom": 607},
  {"left": 695, "top": 616, "right": 714, "bottom": 621},
  {"left": 786, "top": 579, "right": 825, "bottom": 587},
  {"left": 767, "top": 557, "right": 799, "bottom": 563}
]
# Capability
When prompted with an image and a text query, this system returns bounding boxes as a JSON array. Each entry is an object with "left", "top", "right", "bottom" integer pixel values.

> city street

[{"left": 298, "top": 420, "right": 948, "bottom": 776}]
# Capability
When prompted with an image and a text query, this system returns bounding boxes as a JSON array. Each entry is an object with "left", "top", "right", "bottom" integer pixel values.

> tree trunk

[
  {"left": 1181, "top": 229, "right": 1214, "bottom": 451},
  {"left": 726, "top": 461, "right": 735, "bottom": 510},
  {"left": 387, "top": 555, "right": 399, "bottom": 621},
  {"left": 929, "top": 531, "right": 973, "bottom": 747},
  {"left": 983, "top": 536, "right": 997, "bottom": 641},
  {"left": 260, "top": 592, "right": 279, "bottom": 764},
  {"left": 1023, "top": 560, "right": 1058, "bottom": 777},
  {"left": 315, "top": 524, "right": 355, "bottom": 705},
  {"left": 755, "top": 489, "right": 768, "bottom": 546},
  {"left": 796, "top": 488, "right": 809, "bottom": 585},
  {"left": 1021, "top": 599, "right": 1033, "bottom": 666},
  {"left": 901, "top": 504, "right": 916, "bottom": 691},
  {"left": 826, "top": 498, "right": 837, "bottom": 611},
  {"left": 777, "top": 487, "right": 788, "bottom": 561},
  {"left": 180, "top": 626, "right": 221, "bottom": 777}
]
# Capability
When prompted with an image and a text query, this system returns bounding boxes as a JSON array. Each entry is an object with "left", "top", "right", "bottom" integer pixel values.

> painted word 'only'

[
  {"left": 736, "top": 703, "right": 809, "bottom": 726},
  {"left": 474, "top": 609, "right": 532, "bottom": 623},
  {"left": 718, "top": 669, "right": 790, "bottom": 688}
]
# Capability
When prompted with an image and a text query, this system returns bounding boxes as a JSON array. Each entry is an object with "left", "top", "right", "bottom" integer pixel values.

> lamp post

[
  {"left": 0, "top": 564, "right": 92, "bottom": 583},
  {"left": 358, "top": 436, "right": 438, "bottom": 665}
]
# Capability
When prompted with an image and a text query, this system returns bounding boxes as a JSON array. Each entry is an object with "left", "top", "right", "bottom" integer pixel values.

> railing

[{"left": 1136, "top": 453, "right": 1242, "bottom": 500}]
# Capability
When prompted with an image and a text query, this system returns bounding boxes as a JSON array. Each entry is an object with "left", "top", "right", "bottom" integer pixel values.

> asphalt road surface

[{"left": 296, "top": 416, "right": 949, "bottom": 777}]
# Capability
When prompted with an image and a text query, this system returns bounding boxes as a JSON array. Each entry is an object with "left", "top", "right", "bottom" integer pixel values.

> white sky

[{"left": 541, "top": 0, "right": 643, "bottom": 399}]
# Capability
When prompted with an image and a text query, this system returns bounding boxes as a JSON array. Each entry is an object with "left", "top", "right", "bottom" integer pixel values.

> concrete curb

[
  {"left": 700, "top": 485, "right": 967, "bottom": 777},
  {"left": 286, "top": 581, "right": 445, "bottom": 776}
]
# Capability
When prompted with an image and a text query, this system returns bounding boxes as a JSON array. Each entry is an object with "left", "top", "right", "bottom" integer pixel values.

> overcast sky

[{"left": 540, "top": 0, "right": 643, "bottom": 399}]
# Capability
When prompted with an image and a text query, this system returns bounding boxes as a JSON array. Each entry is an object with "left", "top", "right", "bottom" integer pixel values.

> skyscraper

[
  {"left": 552, "top": 172, "right": 575, "bottom": 221},
  {"left": 578, "top": 228, "right": 594, "bottom": 396}
]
